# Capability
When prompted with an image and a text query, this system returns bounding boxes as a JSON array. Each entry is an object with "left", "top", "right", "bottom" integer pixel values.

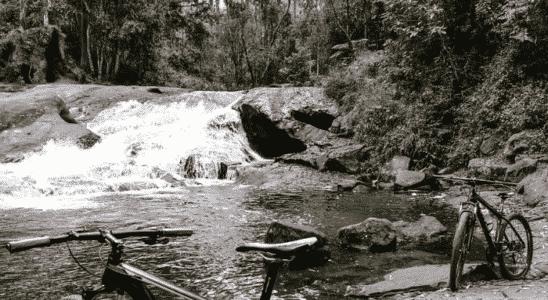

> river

[{"left": 1, "top": 94, "right": 461, "bottom": 299}]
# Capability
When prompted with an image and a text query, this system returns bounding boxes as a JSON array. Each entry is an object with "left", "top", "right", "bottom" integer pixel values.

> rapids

[{"left": 1, "top": 97, "right": 261, "bottom": 206}]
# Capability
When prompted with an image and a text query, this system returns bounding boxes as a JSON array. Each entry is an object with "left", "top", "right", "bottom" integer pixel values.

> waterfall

[{"left": 0, "top": 94, "right": 261, "bottom": 206}]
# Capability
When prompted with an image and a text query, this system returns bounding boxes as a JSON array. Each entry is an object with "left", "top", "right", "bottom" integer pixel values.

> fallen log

[{"left": 433, "top": 175, "right": 518, "bottom": 186}]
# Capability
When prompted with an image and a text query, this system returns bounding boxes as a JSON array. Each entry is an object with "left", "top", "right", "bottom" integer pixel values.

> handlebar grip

[
  {"left": 6, "top": 236, "right": 52, "bottom": 253},
  {"left": 161, "top": 228, "right": 194, "bottom": 237}
]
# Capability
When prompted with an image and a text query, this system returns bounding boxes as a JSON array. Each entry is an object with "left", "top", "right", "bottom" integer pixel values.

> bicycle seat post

[{"left": 260, "top": 256, "right": 289, "bottom": 300}]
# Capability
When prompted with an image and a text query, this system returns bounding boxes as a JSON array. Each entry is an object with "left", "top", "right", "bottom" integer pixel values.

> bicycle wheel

[
  {"left": 60, "top": 280, "right": 156, "bottom": 300},
  {"left": 498, "top": 214, "right": 533, "bottom": 280},
  {"left": 449, "top": 211, "right": 474, "bottom": 292}
]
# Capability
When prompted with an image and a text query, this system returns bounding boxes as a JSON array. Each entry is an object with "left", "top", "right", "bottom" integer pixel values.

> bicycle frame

[
  {"left": 5, "top": 228, "right": 313, "bottom": 300},
  {"left": 84, "top": 233, "right": 285, "bottom": 300},
  {"left": 85, "top": 260, "right": 285, "bottom": 300},
  {"left": 458, "top": 188, "right": 526, "bottom": 265}
]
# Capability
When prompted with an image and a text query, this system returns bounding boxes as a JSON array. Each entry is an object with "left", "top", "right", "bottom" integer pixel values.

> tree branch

[
  {"left": 268, "top": 0, "right": 291, "bottom": 47},
  {"left": 327, "top": 0, "right": 353, "bottom": 51}
]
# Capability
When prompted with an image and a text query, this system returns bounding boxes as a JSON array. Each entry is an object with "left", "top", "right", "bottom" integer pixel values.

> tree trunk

[
  {"left": 79, "top": 0, "right": 91, "bottom": 71},
  {"left": 106, "top": 54, "right": 112, "bottom": 80},
  {"left": 259, "top": 0, "right": 291, "bottom": 84},
  {"left": 19, "top": 0, "right": 26, "bottom": 29},
  {"left": 86, "top": 23, "right": 95, "bottom": 75},
  {"left": 327, "top": 0, "right": 354, "bottom": 52},
  {"left": 114, "top": 47, "right": 122, "bottom": 78},
  {"left": 79, "top": 13, "right": 87, "bottom": 69},
  {"left": 362, "top": 0, "right": 368, "bottom": 40},
  {"left": 44, "top": 0, "right": 51, "bottom": 26},
  {"left": 97, "top": 46, "right": 104, "bottom": 81},
  {"left": 241, "top": 32, "right": 255, "bottom": 88}
]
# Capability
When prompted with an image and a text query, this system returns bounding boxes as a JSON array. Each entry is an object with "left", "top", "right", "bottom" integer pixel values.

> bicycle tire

[
  {"left": 449, "top": 211, "right": 474, "bottom": 292},
  {"left": 87, "top": 280, "right": 156, "bottom": 300},
  {"left": 498, "top": 214, "right": 533, "bottom": 280}
]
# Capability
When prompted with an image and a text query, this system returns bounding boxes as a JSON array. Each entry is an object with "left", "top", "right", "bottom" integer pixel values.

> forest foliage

[
  {"left": 324, "top": 0, "right": 548, "bottom": 170},
  {"left": 0, "top": 0, "right": 385, "bottom": 88},
  {"left": 1, "top": 0, "right": 548, "bottom": 170}
]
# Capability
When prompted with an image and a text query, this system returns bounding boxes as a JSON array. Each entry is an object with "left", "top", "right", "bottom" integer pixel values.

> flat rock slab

[{"left": 345, "top": 264, "right": 476, "bottom": 297}]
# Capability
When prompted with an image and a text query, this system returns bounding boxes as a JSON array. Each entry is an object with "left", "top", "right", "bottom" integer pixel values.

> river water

[{"left": 1, "top": 94, "right": 461, "bottom": 299}]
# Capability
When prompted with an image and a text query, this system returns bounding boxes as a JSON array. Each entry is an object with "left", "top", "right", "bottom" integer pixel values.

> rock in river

[
  {"left": 393, "top": 215, "right": 448, "bottom": 249},
  {"left": 337, "top": 218, "right": 397, "bottom": 253},
  {"left": 265, "top": 221, "right": 330, "bottom": 269}
]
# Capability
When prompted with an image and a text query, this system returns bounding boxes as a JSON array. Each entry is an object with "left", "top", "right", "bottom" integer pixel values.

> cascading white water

[{"left": 0, "top": 95, "right": 262, "bottom": 208}]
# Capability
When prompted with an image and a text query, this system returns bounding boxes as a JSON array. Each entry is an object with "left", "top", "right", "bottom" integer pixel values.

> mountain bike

[
  {"left": 5, "top": 227, "right": 318, "bottom": 300},
  {"left": 448, "top": 181, "right": 533, "bottom": 291}
]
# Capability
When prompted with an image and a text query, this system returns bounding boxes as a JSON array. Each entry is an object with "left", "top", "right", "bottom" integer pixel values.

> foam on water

[{"left": 0, "top": 97, "right": 261, "bottom": 207}]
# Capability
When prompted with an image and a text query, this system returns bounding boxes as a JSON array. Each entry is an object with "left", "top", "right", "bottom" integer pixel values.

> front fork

[{"left": 460, "top": 201, "right": 501, "bottom": 266}]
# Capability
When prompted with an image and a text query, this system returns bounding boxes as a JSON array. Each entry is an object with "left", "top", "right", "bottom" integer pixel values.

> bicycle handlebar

[{"left": 5, "top": 228, "right": 194, "bottom": 253}]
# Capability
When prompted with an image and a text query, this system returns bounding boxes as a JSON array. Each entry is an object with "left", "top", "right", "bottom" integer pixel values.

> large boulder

[
  {"left": 337, "top": 218, "right": 397, "bottom": 253},
  {"left": 394, "top": 170, "right": 426, "bottom": 189},
  {"left": 379, "top": 155, "right": 410, "bottom": 181},
  {"left": 264, "top": 222, "right": 330, "bottom": 269},
  {"left": 233, "top": 160, "right": 361, "bottom": 190},
  {"left": 293, "top": 124, "right": 330, "bottom": 143},
  {"left": 504, "top": 157, "right": 538, "bottom": 180},
  {"left": 468, "top": 157, "right": 509, "bottom": 178},
  {"left": 518, "top": 169, "right": 548, "bottom": 207},
  {"left": 0, "top": 93, "right": 100, "bottom": 163},
  {"left": 468, "top": 157, "right": 538, "bottom": 182},
  {"left": 279, "top": 137, "right": 373, "bottom": 174},
  {"left": 480, "top": 135, "right": 502, "bottom": 155},
  {"left": 393, "top": 215, "right": 448, "bottom": 249},
  {"left": 232, "top": 87, "right": 338, "bottom": 158},
  {"left": 318, "top": 143, "right": 373, "bottom": 174},
  {"left": 503, "top": 130, "right": 544, "bottom": 163},
  {"left": 235, "top": 103, "right": 306, "bottom": 157}
]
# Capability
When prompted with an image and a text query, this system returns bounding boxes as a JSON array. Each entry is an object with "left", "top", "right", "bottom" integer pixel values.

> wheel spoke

[{"left": 498, "top": 214, "right": 533, "bottom": 280}]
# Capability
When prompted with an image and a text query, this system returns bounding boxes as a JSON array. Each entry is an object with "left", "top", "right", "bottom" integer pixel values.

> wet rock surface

[
  {"left": 344, "top": 264, "right": 477, "bottom": 298},
  {"left": 233, "top": 160, "right": 361, "bottom": 190},
  {"left": 231, "top": 87, "right": 338, "bottom": 158},
  {"left": 0, "top": 92, "right": 100, "bottom": 162},
  {"left": 517, "top": 168, "right": 548, "bottom": 207},
  {"left": 337, "top": 217, "right": 397, "bottom": 253},
  {"left": 393, "top": 215, "right": 448, "bottom": 248},
  {"left": 264, "top": 222, "right": 331, "bottom": 269},
  {"left": 503, "top": 130, "right": 544, "bottom": 164},
  {"left": 395, "top": 170, "right": 426, "bottom": 189}
]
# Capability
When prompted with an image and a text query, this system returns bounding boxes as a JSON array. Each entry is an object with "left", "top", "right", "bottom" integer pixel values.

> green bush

[
  {"left": 324, "top": 77, "right": 358, "bottom": 108},
  {"left": 324, "top": 50, "right": 388, "bottom": 111},
  {"left": 280, "top": 46, "right": 311, "bottom": 84}
]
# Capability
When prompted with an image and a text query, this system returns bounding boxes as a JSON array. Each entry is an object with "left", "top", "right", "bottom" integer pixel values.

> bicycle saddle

[{"left": 236, "top": 237, "right": 318, "bottom": 256}]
